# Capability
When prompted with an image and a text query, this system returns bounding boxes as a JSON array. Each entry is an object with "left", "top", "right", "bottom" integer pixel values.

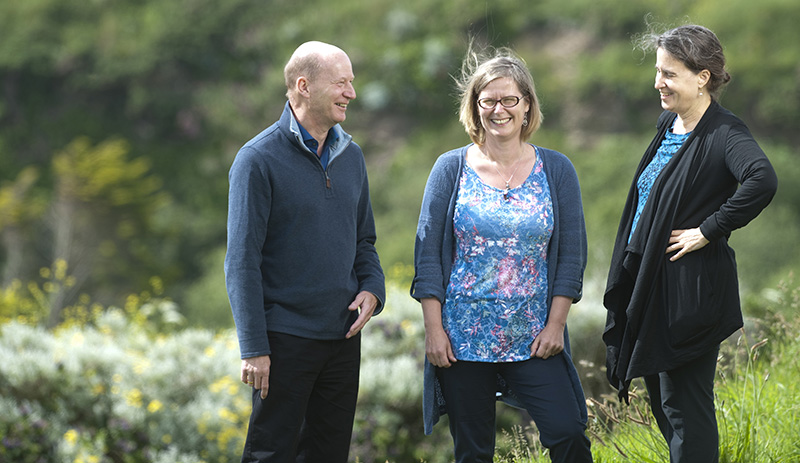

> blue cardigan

[
  {"left": 225, "top": 102, "right": 385, "bottom": 359},
  {"left": 411, "top": 144, "right": 589, "bottom": 435}
]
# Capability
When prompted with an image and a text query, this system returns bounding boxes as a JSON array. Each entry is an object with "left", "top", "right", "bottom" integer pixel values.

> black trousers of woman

[
  {"left": 437, "top": 354, "right": 593, "bottom": 463},
  {"left": 644, "top": 345, "right": 720, "bottom": 463}
]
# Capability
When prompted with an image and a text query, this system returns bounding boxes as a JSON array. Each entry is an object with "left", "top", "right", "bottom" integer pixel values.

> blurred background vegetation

[
  {"left": 2, "top": 0, "right": 799, "bottom": 461},
  {"left": 1, "top": 0, "right": 797, "bottom": 327}
]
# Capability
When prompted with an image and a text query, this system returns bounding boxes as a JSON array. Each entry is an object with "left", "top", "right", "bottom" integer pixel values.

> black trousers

[
  {"left": 644, "top": 345, "right": 720, "bottom": 463},
  {"left": 241, "top": 332, "right": 361, "bottom": 463},
  {"left": 437, "top": 355, "right": 593, "bottom": 463}
]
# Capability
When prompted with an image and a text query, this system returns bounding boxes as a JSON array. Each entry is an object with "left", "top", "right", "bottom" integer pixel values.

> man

[{"left": 224, "top": 41, "right": 385, "bottom": 463}]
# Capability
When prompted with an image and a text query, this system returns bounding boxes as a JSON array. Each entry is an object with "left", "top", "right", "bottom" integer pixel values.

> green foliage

[
  {"left": 578, "top": 281, "right": 800, "bottom": 463},
  {"left": 53, "top": 137, "right": 163, "bottom": 208},
  {"left": 180, "top": 246, "right": 234, "bottom": 329},
  {"left": 0, "top": 260, "right": 83, "bottom": 326},
  {"left": 41, "top": 137, "right": 173, "bottom": 323},
  {"left": 714, "top": 314, "right": 800, "bottom": 462},
  {"left": 697, "top": 0, "right": 800, "bottom": 130},
  {"left": 0, "top": 0, "right": 798, "bottom": 329},
  {"left": 3, "top": 277, "right": 800, "bottom": 462},
  {"left": 1, "top": 308, "right": 236, "bottom": 463},
  {"left": 0, "top": 166, "right": 46, "bottom": 230}
]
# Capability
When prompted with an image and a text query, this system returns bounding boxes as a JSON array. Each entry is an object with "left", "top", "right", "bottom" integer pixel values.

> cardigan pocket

[{"left": 662, "top": 246, "right": 722, "bottom": 347}]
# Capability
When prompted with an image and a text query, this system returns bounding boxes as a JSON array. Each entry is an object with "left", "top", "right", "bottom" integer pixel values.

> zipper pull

[{"left": 326, "top": 172, "right": 331, "bottom": 189}]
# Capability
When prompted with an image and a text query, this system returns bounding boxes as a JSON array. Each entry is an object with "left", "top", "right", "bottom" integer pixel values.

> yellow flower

[
  {"left": 147, "top": 400, "right": 163, "bottom": 413},
  {"left": 125, "top": 388, "right": 143, "bottom": 408},
  {"left": 54, "top": 259, "right": 68, "bottom": 280},
  {"left": 150, "top": 276, "right": 164, "bottom": 295},
  {"left": 162, "top": 434, "right": 173, "bottom": 444},
  {"left": 218, "top": 407, "right": 239, "bottom": 423},
  {"left": 64, "top": 429, "right": 79, "bottom": 445},
  {"left": 133, "top": 358, "right": 151, "bottom": 375},
  {"left": 92, "top": 383, "right": 106, "bottom": 396},
  {"left": 210, "top": 376, "right": 237, "bottom": 394},
  {"left": 216, "top": 426, "right": 242, "bottom": 452},
  {"left": 204, "top": 346, "right": 216, "bottom": 358}
]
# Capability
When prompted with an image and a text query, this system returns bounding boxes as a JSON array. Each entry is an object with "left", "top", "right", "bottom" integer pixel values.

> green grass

[{"left": 500, "top": 277, "right": 800, "bottom": 463}]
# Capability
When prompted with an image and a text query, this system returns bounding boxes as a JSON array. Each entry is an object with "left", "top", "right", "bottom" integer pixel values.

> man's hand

[
  {"left": 346, "top": 291, "right": 378, "bottom": 338},
  {"left": 241, "top": 355, "right": 271, "bottom": 399},
  {"left": 667, "top": 228, "right": 709, "bottom": 261}
]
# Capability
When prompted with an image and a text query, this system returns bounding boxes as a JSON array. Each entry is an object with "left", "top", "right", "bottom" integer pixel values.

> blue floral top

[
  {"left": 630, "top": 128, "right": 690, "bottom": 240},
  {"left": 443, "top": 152, "right": 553, "bottom": 362}
]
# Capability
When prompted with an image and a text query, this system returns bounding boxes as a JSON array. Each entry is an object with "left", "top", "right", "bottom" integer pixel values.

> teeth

[{"left": 492, "top": 118, "right": 511, "bottom": 125}]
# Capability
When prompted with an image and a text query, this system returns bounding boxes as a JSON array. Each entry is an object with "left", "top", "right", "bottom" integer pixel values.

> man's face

[{"left": 307, "top": 52, "right": 356, "bottom": 129}]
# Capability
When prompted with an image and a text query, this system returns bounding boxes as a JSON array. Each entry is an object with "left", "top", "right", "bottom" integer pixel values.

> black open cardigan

[{"left": 603, "top": 102, "right": 778, "bottom": 400}]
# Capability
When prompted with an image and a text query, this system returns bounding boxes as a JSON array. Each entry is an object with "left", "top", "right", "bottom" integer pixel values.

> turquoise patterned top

[
  {"left": 630, "top": 128, "right": 690, "bottom": 240},
  {"left": 443, "top": 151, "right": 554, "bottom": 362}
]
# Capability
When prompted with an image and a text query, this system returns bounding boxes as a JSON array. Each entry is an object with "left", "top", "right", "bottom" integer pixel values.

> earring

[
  {"left": 523, "top": 114, "right": 529, "bottom": 126},
  {"left": 699, "top": 87, "right": 704, "bottom": 96}
]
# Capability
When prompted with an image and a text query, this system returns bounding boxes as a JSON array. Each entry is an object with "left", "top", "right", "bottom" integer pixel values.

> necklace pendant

[{"left": 503, "top": 189, "right": 509, "bottom": 201}]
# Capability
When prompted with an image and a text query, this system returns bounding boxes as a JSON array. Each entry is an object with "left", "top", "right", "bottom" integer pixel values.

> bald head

[
  {"left": 283, "top": 41, "right": 356, "bottom": 135},
  {"left": 284, "top": 41, "right": 349, "bottom": 99}
]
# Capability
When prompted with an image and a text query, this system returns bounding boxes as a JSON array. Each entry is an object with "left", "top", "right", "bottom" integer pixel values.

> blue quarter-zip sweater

[{"left": 225, "top": 102, "right": 385, "bottom": 359}]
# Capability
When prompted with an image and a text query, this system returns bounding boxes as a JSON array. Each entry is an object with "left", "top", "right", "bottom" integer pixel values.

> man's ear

[{"left": 296, "top": 76, "right": 310, "bottom": 97}]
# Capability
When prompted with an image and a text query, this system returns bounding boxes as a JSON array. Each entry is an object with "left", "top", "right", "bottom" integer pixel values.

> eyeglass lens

[{"left": 478, "top": 96, "right": 521, "bottom": 109}]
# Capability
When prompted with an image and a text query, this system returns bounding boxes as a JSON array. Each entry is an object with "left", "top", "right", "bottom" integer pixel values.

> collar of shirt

[{"left": 296, "top": 121, "right": 335, "bottom": 170}]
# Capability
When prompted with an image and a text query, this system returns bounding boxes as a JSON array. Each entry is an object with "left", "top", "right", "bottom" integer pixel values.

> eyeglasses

[{"left": 477, "top": 96, "right": 523, "bottom": 110}]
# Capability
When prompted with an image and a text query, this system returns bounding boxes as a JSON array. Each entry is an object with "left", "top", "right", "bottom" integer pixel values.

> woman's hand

[
  {"left": 420, "top": 297, "right": 457, "bottom": 368},
  {"left": 667, "top": 228, "right": 709, "bottom": 261},
  {"left": 532, "top": 295, "right": 570, "bottom": 359},
  {"left": 531, "top": 322, "right": 565, "bottom": 359},
  {"left": 425, "top": 326, "right": 457, "bottom": 368}
]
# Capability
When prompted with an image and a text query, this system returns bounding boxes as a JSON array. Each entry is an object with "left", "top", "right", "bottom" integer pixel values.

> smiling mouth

[
  {"left": 335, "top": 103, "right": 348, "bottom": 109},
  {"left": 491, "top": 117, "right": 512, "bottom": 125}
]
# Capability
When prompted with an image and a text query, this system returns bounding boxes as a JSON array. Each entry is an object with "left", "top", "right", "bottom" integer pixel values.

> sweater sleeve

[
  {"left": 548, "top": 151, "right": 588, "bottom": 302},
  {"left": 224, "top": 147, "right": 272, "bottom": 359},
  {"left": 411, "top": 153, "right": 458, "bottom": 303},
  {"left": 699, "top": 123, "right": 778, "bottom": 240}
]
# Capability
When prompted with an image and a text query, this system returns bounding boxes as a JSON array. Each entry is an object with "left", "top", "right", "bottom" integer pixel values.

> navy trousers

[
  {"left": 241, "top": 332, "right": 361, "bottom": 463},
  {"left": 437, "top": 355, "right": 593, "bottom": 463},
  {"left": 644, "top": 345, "right": 720, "bottom": 463}
]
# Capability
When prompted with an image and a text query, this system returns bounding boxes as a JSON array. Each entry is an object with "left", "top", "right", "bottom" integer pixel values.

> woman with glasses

[{"left": 411, "top": 46, "right": 593, "bottom": 463}]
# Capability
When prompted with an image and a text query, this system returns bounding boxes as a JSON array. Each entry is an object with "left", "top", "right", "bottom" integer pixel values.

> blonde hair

[{"left": 455, "top": 45, "right": 542, "bottom": 145}]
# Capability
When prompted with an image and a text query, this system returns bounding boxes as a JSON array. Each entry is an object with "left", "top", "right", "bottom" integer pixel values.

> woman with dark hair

[
  {"left": 603, "top": 24, "right": 778, "bottom": 462},
  {"left": 412, "top": 46, "right": 593, "bottom": 463}
]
